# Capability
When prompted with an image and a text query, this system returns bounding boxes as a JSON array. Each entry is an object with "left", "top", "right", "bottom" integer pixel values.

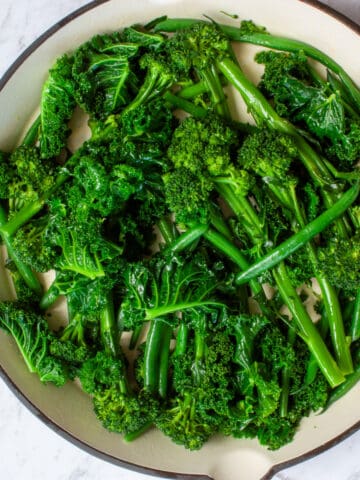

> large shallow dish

[{"left": 0, "top": 1, "right": 359, "bottom": 479}]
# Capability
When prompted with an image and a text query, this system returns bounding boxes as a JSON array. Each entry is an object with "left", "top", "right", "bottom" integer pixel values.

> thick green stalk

[
  {"left": 215, "top": 182, "right": 264, "bottom": 242},
  {"left": 304, "top": 308, "right": 329, "bottom": 386},
  {"left": 100, "top": 293, "right": 119, "bottom": 357},
  {"left": 158, "top": 324, "right": 173, "bottom": 398},
  {"left": 173, "top": 321, "right": 189, "bottom": 357},
  {"left": 200, "top": 66, "right": 231, "bottom": 119},
  {"left": 178, "top": 80, "right": 210, "bottom": 99},
  {"left": 273, "top": 262, "right": 345, "bottom": 387},
  {"left": 144, "top": 317, "right": 172, "bottom": 394}
]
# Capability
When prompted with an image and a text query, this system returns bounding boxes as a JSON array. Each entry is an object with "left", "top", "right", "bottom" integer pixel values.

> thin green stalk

[
  {"left": 203, "top": 228, "right": 263, "bottom": 297},
  {"left": 0, "top": 205, "right": 42, "bottom": 295},
  {"left": 0, "top": 170, "right": 69, "bottom": 238},
  {"left": 324, "top": 362, "right": 360, "bottom": 412},
  {"left": 145, "top": 301, "right": 224, "bottom": 321},
  {"left": 21, "top": 115, "right": 41, "bottom": 147},
  {"left": 167, "top": 224, "right": 209, "bottom": 254},
  {"left": 157, "top": 216, "right": 177, "bottom": 245},
  {"left": 351, "top": 291, "right": 360, "bottom": 342},
  {"left": 235, "top": 182, "right": 359, "bottom": 284},
  {"left": 163, "top": 91, "right": 207, "bottom": 118},
  {"left": 280, "top": 326, "right": 296, "bottom": 417},
  {"left": 39, "top": 282, "right": 60, "bottom": 310},
  {"left": 129, "top": 324, "right": 144, "bottom": 350}
]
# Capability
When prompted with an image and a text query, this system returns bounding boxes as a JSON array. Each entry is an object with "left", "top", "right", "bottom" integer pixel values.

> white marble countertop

[{"left": 0, "top": 1, "right": 359, "bottom": 479}]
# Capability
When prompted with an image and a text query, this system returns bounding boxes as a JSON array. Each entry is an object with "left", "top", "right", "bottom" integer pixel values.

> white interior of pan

[{"left": 0, "top": 1, "right": 359, "bottom": 479}]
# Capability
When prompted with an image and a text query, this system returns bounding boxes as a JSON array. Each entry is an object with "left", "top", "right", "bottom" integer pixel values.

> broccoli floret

[
  {"left": 0, "top": 151, "right": 12, "bottom": 199},
  {"left": 318, "top": 231, "right": 360, "bottom": 295},
  {"left": 157, "top": 315, "right": 234, "bottom": 450},
  {"left": 7, "top": 145, "right": 56, "bottom": 213},
  {"left": 11, "top": 215, "right": 56, "bottom": 273},
  {"left": 79, "top": 351, "right": 158, "bottom": 439},
  {"left": 163, "top": 168, "right": 212, "bottom": 225}
]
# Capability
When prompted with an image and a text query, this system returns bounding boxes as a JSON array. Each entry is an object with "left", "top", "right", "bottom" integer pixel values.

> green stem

[
  {"left": 129, "top": 324, "right": 143, "bottom": 350},
  {"left": 324, "top": 362, "right": 360, "bottom": 412},
  {"left": 39, "top": 282, "right": 60, "bottom": 310},
  {"left": 200, "top": 67, "right": 230, "bottom": 118},
  {"left": 316, "top": 276, "right": 352, "bottom": 375},
  {"left": 0, "top": 205, "right": 42, "bottom": 295},
  {"left": 203, "top": 228, "right": 262, "bottom": 297},
  {"left": 158, "top": 323, "right": 172, "bottom": 398},
  {"left": 163, "top": 91, "right": 207, "bottom": 118},
  {"left": 144, "top": 317, "right": 171, "bottom": 394},
  {"left": 100, "top": 293, "right": 119, "bottom": 357},
  {"left": 215, "top": 182, "right": 264, "bottom": 242},
  {"left": 304, "top": 308, "right": 329, "bottom": 386},
  {"left": 145, "top": 300, "right": 224, "bottom": 320},
  {"left": 273, "top": 262, "right": 345, "bottom": 388},
  {"left": 123, "top": 421, "right": 153, "bottom": 442},
  {"left": 173, "top": 321, "right": 189, "bottom": 357},
  {"left": 157, "top": 216, "right": 177, "bottom": 245},
  {"left": 21, "top": 115, "right": 41, "bottom": 147},
  {"left": 235, "top": 182, "right": 359, "bottom": 284},
  {"left": 350, "top": 291, "right": 360, "bottom": 342},
  {"left": 0, "top": 170, "right": 69, "bottom": 238},
  {"left": 280, "top": 326, "right": 296, "bottom": 417},
  {"left": 178, "top": 80, "right": 210, "bottom": 99},
  {"left": 167, "top": 224, "right": 209, "bottom": 254}
]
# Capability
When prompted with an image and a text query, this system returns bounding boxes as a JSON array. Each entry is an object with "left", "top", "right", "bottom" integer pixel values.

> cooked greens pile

[{"left": 0, "top": 16, "right": 359, "bottom": 451}]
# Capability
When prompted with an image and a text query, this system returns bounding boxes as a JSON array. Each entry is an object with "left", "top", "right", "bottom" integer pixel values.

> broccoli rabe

[{"left": 1, "top": 15, "right": 359, "bottom": 454}]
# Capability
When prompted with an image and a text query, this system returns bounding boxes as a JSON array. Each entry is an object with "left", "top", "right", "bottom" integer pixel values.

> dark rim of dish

[{"left": 0, "top": 1, "right": 359, "bottom": 479}]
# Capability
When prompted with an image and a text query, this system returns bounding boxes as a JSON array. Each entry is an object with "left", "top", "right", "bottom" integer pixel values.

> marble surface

[{"left": 0, "top": 1, "right": 359, "bottom": 479}]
